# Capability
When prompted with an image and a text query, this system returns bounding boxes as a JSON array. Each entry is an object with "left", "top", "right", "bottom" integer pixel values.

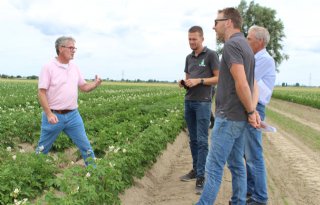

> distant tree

[
  {"left": 27, "top": 75, "right": 38, "bottom": 80},
  {"left": 238, "top": 0, "right": 289, "bottom": 70},
  {"left": 295, "top": 82, "right": 300, "bottom": 87},
  {"left": 281, "top": 82, "right": 287, "bottom": 87}
]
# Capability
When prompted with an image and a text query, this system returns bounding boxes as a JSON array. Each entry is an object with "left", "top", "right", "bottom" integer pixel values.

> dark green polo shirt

[{"left": 184, "top": 47, "right": 219, "bottom": 101}]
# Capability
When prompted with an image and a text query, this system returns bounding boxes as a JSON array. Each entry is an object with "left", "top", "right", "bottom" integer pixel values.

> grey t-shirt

[
  {"left": 184, "top": 47, "right": 219, "bottom": 101},
  {"left": 215, "top": 32, "right": 255, "bottom": 121}
]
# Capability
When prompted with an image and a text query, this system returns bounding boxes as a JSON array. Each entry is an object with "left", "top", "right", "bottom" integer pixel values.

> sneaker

[
  {"left": 180, "top": 169, "right": 196, "bottom": 181},
  {"left": 195, "top": 176, "right": 205, "bottom": 195}
]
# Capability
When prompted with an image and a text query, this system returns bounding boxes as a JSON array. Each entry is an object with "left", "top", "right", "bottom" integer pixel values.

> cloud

[
  {"left": 26, "top": 20, "right": 80, "bottom": 36},
  {"left": 7, "top": 0, "right": 125, "bottom": 36},
  {"left": 9, "top": 0, "right": 33, "bottom": 11},
  {"left": 309, "top": 45, "right": 320, "bottom": 53},
  {"left": 286, "top": 36, "right": 320, "bottom": 54},
  {"left": 111, "top": 24, "right": 140, "bottom": 38},
  {"left": 1, "top": 0, "right": 320, "bottom": 85}
]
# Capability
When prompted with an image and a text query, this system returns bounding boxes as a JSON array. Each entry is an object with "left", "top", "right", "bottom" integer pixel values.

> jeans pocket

[
  {"left": 230, "top": 121, "right": 246, "bottom": 138},
  {"left": 41, "top": 112, "right": 61, "bottom": 132}
]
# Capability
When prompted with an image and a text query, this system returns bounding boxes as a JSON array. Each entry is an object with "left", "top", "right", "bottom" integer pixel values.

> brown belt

[{"left": 51, "top": 109, "right": 73, "bottom": 114}]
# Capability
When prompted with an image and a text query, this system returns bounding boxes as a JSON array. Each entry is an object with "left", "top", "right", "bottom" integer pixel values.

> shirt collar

[
  {"left": 191, "top": 46, "right": 208, "bottom": 57},
  {"left": 230, "top": 32, "right": 244, "bottom": 39},
  {"left": 255, "top": 48, "right": 267, "bottom": 58},
  {"left": 53, "top": 57, "right": 69, "bottom": 69}
]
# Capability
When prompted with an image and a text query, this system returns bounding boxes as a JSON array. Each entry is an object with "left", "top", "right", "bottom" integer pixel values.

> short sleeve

[
  {"left": 38, "top": 66, "right": 50, "bottom": 89},
  {"left": 223, "top": 42, "right": 243, "bottom": 69},
  {"left": 76, "top": 66, "right": 86, "bottom": 86},
  {"left": 184, "top": 55, "right": 189, "bottom": 74},
  {"left": 208, "top": 51, "right": 219, "bottom": 72}
]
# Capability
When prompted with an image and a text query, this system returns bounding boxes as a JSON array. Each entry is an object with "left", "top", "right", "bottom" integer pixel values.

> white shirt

[{"left": 254, "top": 49, "right": 276, "bottom": 105}]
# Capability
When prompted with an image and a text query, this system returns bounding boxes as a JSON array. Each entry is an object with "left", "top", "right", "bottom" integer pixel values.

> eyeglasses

[
  {"left": 214, "top": 18, "right": 229, "bottom": 26},
  {"left": 61, "top": 46, "right": 77, "bottom": 51}
]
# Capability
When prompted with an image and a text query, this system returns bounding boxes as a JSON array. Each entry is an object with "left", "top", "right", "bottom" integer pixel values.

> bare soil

[{"left": 120, "top": 99, "right": 320, "bottom": 205}]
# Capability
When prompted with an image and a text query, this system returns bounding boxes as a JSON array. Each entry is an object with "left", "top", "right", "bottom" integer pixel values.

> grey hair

[
  {"left": 248, "top": 25, "right": 270, "bottom": 47},
  {"left": 55, "top": 36, "right": 76, "bottom": 55}
]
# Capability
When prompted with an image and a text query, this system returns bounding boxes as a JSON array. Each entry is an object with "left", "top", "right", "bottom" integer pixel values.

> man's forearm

[
  {"left": 38, "top": 89, "right": 51, "bottom": 115},
  {"left": 204, "top": 76, "right": 218, "bottom": 85},
  {"left": 79, "top": 82, "right": 98, "bottom": 92},
  {"left": 235, "top": 82, "right": 255, "bottom": 113},
  {"left": 252, "top": 80, "right": 259, "bottom": 108}
]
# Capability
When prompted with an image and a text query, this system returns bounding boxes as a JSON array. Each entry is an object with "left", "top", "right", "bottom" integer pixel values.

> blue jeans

[
  {"left": 245, "top": 103, "right": 268, "bottom": 203},
  {"left": 197, "top": 117, "right": 247, "bottom": 205},
  {"left": 36, "top": 109, "right": 95, "bottom": 166},
  {"left": 184, "top": 100, "right": 211, "bottom": 178}
]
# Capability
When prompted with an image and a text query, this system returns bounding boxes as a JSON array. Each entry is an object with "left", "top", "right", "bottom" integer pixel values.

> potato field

[
  {"left": 0, "top": 80, "right": 185, "bottom": 205},
  {"left": 1, "top": 80, "right": 320, "bottom": 205}
]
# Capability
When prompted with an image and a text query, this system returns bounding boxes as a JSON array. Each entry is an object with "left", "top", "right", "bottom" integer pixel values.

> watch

[
  {"left": 200, "top": 79, "right": 204, "bottom": 85},
  {"left": 247, "top": 110, "right": 255, "bottom": 116}
]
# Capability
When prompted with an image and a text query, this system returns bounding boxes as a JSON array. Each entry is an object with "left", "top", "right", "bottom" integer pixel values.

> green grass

[
  {"left": 266, "top": 108, "right": 320, "bottom": 151},
  {"left": 282, "top": 197, "right": 290, "bottom": 205}
]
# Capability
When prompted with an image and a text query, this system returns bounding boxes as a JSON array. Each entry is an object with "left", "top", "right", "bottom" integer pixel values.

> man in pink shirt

[{"left": 36, "top": 36, "right": 101, "bottom": 166}]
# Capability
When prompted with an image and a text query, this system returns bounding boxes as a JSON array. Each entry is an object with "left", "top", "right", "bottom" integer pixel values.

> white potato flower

[{"left": 14, "top": 188, "right": 19, "bottom": 194}]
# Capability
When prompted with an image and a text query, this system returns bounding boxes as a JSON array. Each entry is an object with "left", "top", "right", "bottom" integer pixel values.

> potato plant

[{"left": 272, "top": 87, "right": 320, "bottom": 109}]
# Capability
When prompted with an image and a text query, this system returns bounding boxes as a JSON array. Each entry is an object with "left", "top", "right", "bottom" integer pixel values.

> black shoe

[
  {"left": 209, "top": 114, "right": 215, "bottom": 129},
  {"left": 229, "top": 194, "right": 254, "bottom": 205},
  {"left": 247, "top": 198, "right": 266, "bottom": 205},
  {"left": 179, "top": 169, "right": 196, "bottom": 181},
  {"left": 195, "top": 176, "right": 205, "bottom": 195}
]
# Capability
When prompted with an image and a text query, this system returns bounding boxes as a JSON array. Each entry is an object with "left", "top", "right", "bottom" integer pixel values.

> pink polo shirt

[{"left": 38, "top": 58, "right": 86, "bottom": 110}]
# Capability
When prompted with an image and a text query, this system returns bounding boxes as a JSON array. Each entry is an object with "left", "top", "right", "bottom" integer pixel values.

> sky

[{"left": 0, "top": 0, "right": 320, "bottom": 86}]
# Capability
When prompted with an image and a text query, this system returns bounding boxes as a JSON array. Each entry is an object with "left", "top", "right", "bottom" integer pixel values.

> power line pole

[{"left": 309, "top": 72, "right": 312, "bottom": 87}]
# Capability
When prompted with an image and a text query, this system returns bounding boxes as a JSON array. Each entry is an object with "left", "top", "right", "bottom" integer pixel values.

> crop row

[
  {"left": 0, "top": 80, "right": 186, "bottom": 204},
  {"left": 272, "top": 87, "right": 320, "bottom": 109}
]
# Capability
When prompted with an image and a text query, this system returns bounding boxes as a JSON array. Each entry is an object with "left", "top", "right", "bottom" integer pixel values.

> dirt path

[
  {"left": 120, "top": 131, "right": 202, "bottom": 205},
  {"left": 268, "top": 99, "right": 320, "bottom": 132},
  {"left": 120, "top": 130, "right": 236, "bottom": 205},
  {"left": 120, "top": 99, "right": 320, "bottom": 205}
]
